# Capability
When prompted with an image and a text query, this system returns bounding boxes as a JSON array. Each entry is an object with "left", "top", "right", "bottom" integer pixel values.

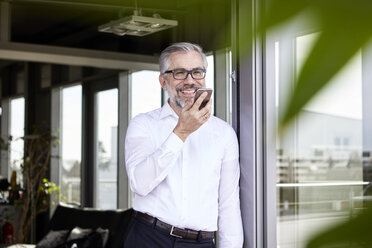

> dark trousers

[{"left": 124, "top": 217, "right": 216, "bottom": 248}]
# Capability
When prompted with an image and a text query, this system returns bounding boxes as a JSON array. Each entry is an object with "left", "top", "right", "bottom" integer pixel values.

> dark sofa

[{"left": 45, "top": 204, "right": 134, "bottom": 248}]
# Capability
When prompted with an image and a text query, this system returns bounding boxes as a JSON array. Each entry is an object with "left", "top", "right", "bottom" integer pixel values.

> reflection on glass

[
  {"left": 61, "top": 85, "right": 82, "bottom": 205},
  {"left": 9, "top": 98, "right": 25, "bottom": 185},
  {"left": 276, "top": 33, "right": 364, "bottom": 248},
  {"left": 95, "top": 89, "right": 118, "bottom": 209}
]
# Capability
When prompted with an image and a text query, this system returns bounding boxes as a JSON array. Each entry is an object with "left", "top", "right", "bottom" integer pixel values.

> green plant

[{"left": 13, "top": 126, "right": 60, "bottom": 243}]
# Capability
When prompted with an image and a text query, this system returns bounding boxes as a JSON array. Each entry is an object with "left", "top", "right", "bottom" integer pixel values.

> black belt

[{"left": 134, "top": 211, "right": 215, "bottom": 240}]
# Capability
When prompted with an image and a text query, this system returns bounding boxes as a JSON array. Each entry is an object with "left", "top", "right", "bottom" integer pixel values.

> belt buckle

[{"left": 170, "top": 226, "right": 183, "bottom": 239}]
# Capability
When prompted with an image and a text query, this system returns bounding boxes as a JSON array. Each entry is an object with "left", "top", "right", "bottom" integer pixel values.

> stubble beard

[
  {"left": 168, "top": 89, "right": 186, "bottom": 109},
  {"left": 166, "top": 83, "right": 200, "bottom": 109}
]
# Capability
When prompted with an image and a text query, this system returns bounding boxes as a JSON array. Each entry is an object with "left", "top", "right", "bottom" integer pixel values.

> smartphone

[{"left": 194, "top": 88, "right": 213, "bottom": 110}]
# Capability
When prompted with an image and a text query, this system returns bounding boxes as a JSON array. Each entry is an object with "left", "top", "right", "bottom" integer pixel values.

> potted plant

[{"left": 11, "top": 125, "right": 60, "bottom": 243}]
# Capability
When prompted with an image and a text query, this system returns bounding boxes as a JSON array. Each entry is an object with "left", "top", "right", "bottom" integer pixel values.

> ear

[{"left": 159, "top": 74, "right": 167, "bottom": 91}]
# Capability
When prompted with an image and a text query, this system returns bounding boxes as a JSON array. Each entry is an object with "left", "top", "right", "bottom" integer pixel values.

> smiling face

[{"left": 159, "top": 51, "right": 206, "bottom": 110}]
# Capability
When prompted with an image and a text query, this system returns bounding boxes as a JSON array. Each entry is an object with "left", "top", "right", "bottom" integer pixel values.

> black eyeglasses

[{"left": 164, "top": 68, "right": 206, "bottom": 80}]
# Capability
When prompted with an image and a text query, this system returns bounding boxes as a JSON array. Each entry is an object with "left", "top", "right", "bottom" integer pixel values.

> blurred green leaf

[
  {"left": 262, "top": 0, "right": 372, "bottom": 130},
  {"left": 261, "top": 0, "right": 372, "bottom": 247},
  {"left": 263, "top": 0, "right": 309, "bottom": 29},
  {"left": 280, "top": 27, "right": 371, "bottom": 129},
  {"left": 306, "top": 206, "right": 372, "bottom": 248}
]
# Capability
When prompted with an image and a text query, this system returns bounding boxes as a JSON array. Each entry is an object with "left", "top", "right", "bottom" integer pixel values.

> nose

[{"left": 184, "top": 72, "right": 195, "bottom": 83}]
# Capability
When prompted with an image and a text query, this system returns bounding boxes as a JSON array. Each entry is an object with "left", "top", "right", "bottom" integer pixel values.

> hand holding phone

[{"left": 194, "top": 88, "right": 213, "bottom": 110}]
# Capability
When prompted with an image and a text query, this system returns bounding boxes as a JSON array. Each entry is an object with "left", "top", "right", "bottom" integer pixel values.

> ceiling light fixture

[{"left": 98, "top": 10, "right": 178, "bottom": 37}]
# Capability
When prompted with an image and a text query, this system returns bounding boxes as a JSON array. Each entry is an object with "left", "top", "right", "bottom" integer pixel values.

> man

[{"left": 124, "top": 42, "right": 243, "bottom": 248}]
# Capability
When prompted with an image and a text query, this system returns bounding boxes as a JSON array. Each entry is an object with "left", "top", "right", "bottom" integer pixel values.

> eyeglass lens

[{"left": 173, "top": 69, "right": 205, "bottom": 79}]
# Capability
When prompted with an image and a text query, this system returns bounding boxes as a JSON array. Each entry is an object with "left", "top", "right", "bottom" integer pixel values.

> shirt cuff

[{"left": 164, "top": 132, "right": 184, "bottom": 154}]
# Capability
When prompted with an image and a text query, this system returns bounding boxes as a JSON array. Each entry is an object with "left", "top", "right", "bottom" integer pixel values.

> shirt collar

[{"left": 159, "top": 100, "right": 179, "bottom": 119}]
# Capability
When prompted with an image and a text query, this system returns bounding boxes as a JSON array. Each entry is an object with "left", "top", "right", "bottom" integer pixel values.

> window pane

[
  {"left": 9, "top": 98, "right": 24, "bottom": 184},
  {"left": 131, "top": 70, "right": 161, "bottom": 118},
  {"left": 206, "top": 55, "right": 215, "bottom": 89},
  {"left": 95, "top": 89, "right": 118, "bottom": 209},
  {"left": 276, "top": 33, "right": 364, "bottom": 248},
  {"left": 61, "top": 85, "right": 82, "bottom": 205},
  {"left": 206, "top": 55, "right": 215, "bottom": 115}
]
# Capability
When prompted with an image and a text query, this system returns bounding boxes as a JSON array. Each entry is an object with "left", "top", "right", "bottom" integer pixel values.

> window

[
  {"left": 95, "top": 89, "right": 118, "bottom": 209},
  {"left": 273, "top": 32, "right": 366, "bottom": 248},
  {"left": 206, "top": 55, "right": 215, "bottom": 89},
  {"left": 9, "top": 97, "right": 25, "bottom": 185},
  {"left": 60, "top": 85, "right": 82, "bottom": 205},
  {"left": 206, "top": 55, "right": 215, "bottom": 115},
  {"left": 130, "top": 70, "right": 161, "bottom": 119}
]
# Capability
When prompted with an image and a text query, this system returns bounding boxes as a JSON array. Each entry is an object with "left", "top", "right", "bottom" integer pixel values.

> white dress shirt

[{"left": 125, "top": 102, "right": 243, "bottom": 247}]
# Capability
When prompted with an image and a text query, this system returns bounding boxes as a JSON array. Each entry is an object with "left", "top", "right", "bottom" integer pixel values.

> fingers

[
  {"left": 201, "top": 112, "right": 210, "bottom": 121},
  {"left": 201, "top": 96, "right": 212, "bottom": 115},
  {"left": 191, "top": 92, "right": 208, "bottom": 111},
  {"left": 175, "top": 94, "right": 212, "bottom": 141},
  {"left": 199, "top": 98, "right": 213, "bottom": 122},
  {"left": 181, "top": 93, "right": 212, "bottom": 123},
  {"left": 204, "top": 96, "right": 212, "bottom": 110}
]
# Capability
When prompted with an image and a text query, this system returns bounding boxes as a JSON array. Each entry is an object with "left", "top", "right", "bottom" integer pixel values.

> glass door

[{"left": 271, "top": 31, "right": 368, "bottom": 248}]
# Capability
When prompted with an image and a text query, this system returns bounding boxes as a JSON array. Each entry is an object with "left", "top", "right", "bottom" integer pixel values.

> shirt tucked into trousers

[
  {"left": 125, "top": 102, "right": 244, "bottom": 247},
  {"left": 124, "top": 217, "right": 216, "bottom": 248}
]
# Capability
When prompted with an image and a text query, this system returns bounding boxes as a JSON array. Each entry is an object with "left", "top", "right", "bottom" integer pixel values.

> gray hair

[{"left": 159, "top": 42, "right": 208, "bottom": 74}]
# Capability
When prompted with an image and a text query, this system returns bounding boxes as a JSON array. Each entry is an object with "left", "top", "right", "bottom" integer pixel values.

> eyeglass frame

[{"left": 163, "top": 68, "right": 207, "bottom": 80}]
